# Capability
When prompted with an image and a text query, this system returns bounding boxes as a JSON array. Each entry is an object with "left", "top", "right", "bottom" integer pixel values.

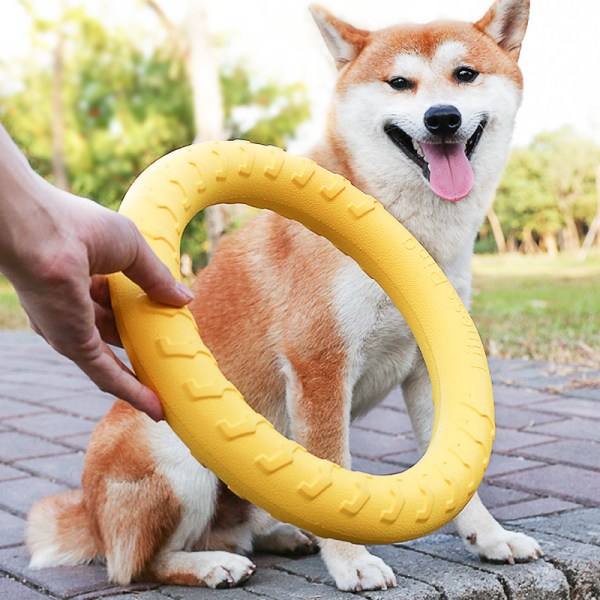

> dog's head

[{"left": 311, "top": 0, "right": 529, "bottom": 204}]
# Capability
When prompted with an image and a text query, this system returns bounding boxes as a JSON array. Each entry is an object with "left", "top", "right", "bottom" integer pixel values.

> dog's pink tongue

[{"left": 421, "top": 142, "right": 474, "bottom": 202}]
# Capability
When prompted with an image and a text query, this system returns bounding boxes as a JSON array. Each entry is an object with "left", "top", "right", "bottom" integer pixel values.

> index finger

[{"left": 74, "top": 340, "right": 164, "bottom": 421}]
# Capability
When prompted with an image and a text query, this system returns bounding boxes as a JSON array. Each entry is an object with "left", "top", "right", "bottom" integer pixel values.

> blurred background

[{"left": 0, "top": 0, "right": 599, "bottom": 367}]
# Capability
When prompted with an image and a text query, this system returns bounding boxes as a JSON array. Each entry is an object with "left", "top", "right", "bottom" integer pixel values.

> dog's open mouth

[{"left": 384, "top": 120, "right": 487, "bottom": 202}]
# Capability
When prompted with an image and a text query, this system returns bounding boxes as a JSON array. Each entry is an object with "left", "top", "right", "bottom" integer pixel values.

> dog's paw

[
  {"left": 328, "top": 552, "right": 396, "bottom": 592},
  {"left": 201, "top": 552, "right": 256, "bottom": 588},
  {"left": 254, "top": 523, "right": 319, "bottom": 556},
  {"left": 464, "top": 528, "right": 543, "bottom": 564}
]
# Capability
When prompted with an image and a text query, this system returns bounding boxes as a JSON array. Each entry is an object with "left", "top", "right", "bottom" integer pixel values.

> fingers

[
  {"left": 88, "top": 211, "right": 194, "bottom": 307},
  {"left": 90, "top": 275, "right": 120, "bottom": 346},
  {"left": 122, "top": 228, "right": 194, "bottom": 306},
  {"left": 19, "top": 275, "right": 164, "bottom": 421},
  {"left": 73, "top": 338, "right": 164, "bottom": 422}
]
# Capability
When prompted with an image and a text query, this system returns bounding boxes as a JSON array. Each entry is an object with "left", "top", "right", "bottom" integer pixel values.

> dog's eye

[
  {"left": 387, "top": 77, "right": 414, "bottom": 91},
  {"left": 455, "top": 67, "right": 479, "bottom": 83}
]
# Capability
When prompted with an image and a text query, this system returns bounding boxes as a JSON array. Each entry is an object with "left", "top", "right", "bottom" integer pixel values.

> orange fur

[
  {"left": 337, "top": 22, "right": 523, "bottom": 92},
  {"left": 26, "top": 2, "right": 533, "bottom": 590}
]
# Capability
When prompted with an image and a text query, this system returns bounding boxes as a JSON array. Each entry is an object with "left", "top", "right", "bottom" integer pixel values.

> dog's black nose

[{"left": 424, "top": 105, "right": 462, "bottom": 136}]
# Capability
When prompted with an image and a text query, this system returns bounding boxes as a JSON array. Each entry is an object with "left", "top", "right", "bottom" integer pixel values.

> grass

[
  {"left": 471, "top": 253, "right": 600, "bottom": 367},
  {"left": 1, "top": 253, "right": 599, "bottom": 366},
  {"left": 0, "top": 275, "right": 28, "bottom": 330}
]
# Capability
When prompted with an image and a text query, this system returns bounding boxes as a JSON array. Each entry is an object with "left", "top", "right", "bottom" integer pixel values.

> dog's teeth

[{"left": 412, "top": 139, "right": 424, "bottom": 158}]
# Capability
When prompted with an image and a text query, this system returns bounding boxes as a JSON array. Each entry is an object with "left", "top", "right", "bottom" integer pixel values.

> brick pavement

[{"left": 0, "top": 330, "right": 599, "bottom": 599}]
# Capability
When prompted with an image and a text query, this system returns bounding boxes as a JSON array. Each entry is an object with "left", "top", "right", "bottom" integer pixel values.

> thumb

[
  {"left": 88, "top": 208, "right": 194, "bottom": 307},
  {"left": 123, "top": 227, "right": 194, "bottom": 306}
]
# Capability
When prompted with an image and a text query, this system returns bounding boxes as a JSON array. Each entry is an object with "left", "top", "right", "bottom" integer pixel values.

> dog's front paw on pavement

[
  {"left": 467, "top": 529, "right": 543, "bottom": 564},
  {"left": 329, "top": 553, "right": 396, "bottom": 592},
  {"left": 201, "top": 552, "right": 256, "bottom": 588}
]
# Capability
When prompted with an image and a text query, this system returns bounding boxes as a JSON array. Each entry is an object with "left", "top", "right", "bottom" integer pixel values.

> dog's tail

[{"left": 26, "top": 490, "right": 99, "bottom": 569}]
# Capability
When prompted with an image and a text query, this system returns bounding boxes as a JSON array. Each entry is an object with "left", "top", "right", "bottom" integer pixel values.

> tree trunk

[
  {"left": 521, "top": 227, "right": 539, "bottom": 254},
  {"left": 561, "top": 213, "right": 580, "bottom": 252},
  {"left": 486, "top": 207, "right": 507, "bottom": 253},
  {"left": 51, "top": 20, "right": 69, "bottom": 191},
  {"left": 578, "top": 166, "right": 600, "bottom": 260},
  {"left": 541, "top": 230, "right": 558, "bottom": 258},
  {"left": 186, "top": 0, "right": 231, "bottom": 255}
]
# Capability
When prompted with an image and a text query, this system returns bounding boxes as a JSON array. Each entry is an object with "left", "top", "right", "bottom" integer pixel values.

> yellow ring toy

[{"left": 108, "top": 141, "right": 494, "bottom": 544}]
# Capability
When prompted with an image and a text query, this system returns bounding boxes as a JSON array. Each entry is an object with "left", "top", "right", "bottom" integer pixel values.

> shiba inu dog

[{"left": 27, "top": 0, "right": 542, "bottom": 592}]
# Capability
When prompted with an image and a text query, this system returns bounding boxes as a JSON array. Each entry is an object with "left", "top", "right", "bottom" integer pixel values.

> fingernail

[{"left": 176, "top": 281, "right": 195, "bottom": 302}]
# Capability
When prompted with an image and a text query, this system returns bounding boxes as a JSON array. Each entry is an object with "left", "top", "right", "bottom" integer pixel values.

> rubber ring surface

[{"left": 108, "top": 141, "right": 495, "bottom": 544}]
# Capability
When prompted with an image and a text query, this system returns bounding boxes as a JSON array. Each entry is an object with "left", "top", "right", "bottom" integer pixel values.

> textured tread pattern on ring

[{"left": 108, "top": 140, "right": 495, "bottom": 544}]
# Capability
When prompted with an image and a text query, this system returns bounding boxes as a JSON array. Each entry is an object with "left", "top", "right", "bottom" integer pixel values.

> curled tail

[{"left": 26, "top": 490, "right": 100, "bottom": 569}]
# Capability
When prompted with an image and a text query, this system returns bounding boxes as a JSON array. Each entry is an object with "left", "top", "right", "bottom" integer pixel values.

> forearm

[{"left": 0, "top": 124, "right": 52, "bottom": 277}]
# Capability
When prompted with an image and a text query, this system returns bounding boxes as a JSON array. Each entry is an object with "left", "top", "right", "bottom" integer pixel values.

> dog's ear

[
  {"left": 309, "top": 5, "right": 370, "bottom": 70},
  {"left": 475, "top": 0, "right": 530, "bottom": 61}
]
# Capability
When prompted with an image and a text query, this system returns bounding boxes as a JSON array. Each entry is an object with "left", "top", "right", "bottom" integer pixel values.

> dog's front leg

[
  {"left": 402, "top": 356, "right": 543, "bottom": 563},
  {"left": 283, "top": 359, "right": 396, "bottom": 592}
]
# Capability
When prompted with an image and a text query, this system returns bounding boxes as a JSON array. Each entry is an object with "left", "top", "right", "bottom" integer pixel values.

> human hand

[{"left": 0, "top": 166, "right": 192, "bottom": 421}]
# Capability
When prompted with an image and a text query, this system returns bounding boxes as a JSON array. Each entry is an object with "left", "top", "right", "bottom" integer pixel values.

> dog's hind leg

[
  {"left": 402, "top": 357, "right": 543, "bottom": 564},
  {"left": 281, "top": 355, "right": 396, "bottom": 592},
  {"left": 250, "top": 509, "right": 319, "bottom": 556}
]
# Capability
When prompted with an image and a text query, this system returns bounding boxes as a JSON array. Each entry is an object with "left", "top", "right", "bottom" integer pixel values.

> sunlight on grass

[{"left": 471, "top": 253, "right": 600, "bottom": 366}]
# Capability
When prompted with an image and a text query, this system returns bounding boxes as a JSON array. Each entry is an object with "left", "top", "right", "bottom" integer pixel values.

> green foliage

[
  {"left": 491, "top": 127, "right": 600, "bottom": 251},
  {"left": 0, "top": 4, "right": 310, "bottom": 267}
]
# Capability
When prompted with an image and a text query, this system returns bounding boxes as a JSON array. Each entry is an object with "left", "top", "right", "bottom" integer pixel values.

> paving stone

[
  {"left": 0, "top": 431, "right": 71, "bottom": 462},
  {"left": 0, "top": 383, "right": 68, "bottom": 403},
  {"left": 492, "top": 465, "right": 600, "bottom": 505},
  {"left": 494, "top": 405, "right": 563, "bottom": 430},
  {"left": 60, "top": 432, "right": 93, "bottom": 451},
  {"left": 562, "top": 386, "right": 600, "bottom": 401},
  {"left": 245, "top": 567, "right": 358, "bottom": 599},
  {"left": 517, "top": 439, "right": 600, "bottom": 470},
  {"left": 278, "top": 553, "right": 441, "bottom": 599},
  {"left": 0, "top": 545, "right": 152, "bottom": 599},
  {"left": 0, "top": 575, "right": 48, "bottom": 600},
  {"left": 160, "top": 583, "right": 265, "bottom": 599},
  {"left": 492, "top": 429, "right": 556, "bottom": 454},
  {"left": 350, "top": 427, "right": 417, "bottom": 459},
  {"left": 0, "top": 463, "right": 29, "bottom": 481},
  {"left": 380, "top": 387, "right": 406, "bottom": 410},
  {"left": 526, "top": 417, "right": 600, "bottom": 441},
  {"left": 373, "top": 544, "right": 507, "bottom": 599},
  {"left": 401, "top": 534, "right": 569, "bottom": 599},
  {"left": 0, "top": 370, "right": 93, "bottom": 391},
  {"left": 527, "top": 532, "right": 600, "bottom": 600},
  {"left": 16, "top": 452, "right": 84, "bottom": 488},
  {"left": 70, "top": 583, "right": 161, "bottom": 599},
  {"left": 50, "top": 395, "right": 114, "bottom": 421},
  {"left": 491, "top": 385, "right": 557, "bottom": 407},
  {"left": 484, "top": 453, "right": 544, "bottom": 478},
  {"left": 9, "top": 413, "right": 95, "bottom": 439},
  {"left": 476, "top": 483, "right": 533, "bottom": 509},
  {"left": 93, "top": 594, "right": 167, "bottom": 600},
  {"left": 0, "top": 509, "right": 26, "bottom": 547},
  {"left": 353, "top": 407, "right": 414, "bottom": 435},
  {"left": 492, "top": 498, "right": 581, "bottom": 522},
  {"left": 0, "top": 398, "right": 48, "bottom": 419},
  {"left": 515, "top": 508, "right": 600, "bottom": 546},
  {"left": 0, "top": 476, "right": 70, "bottom": 517},
  {"left": 352, "top": 457, "right": 405, "bottom": 475},
  {"left": 381, "top": 450, "right": 422, "bottom": 469},
  {"left": 532, "top": 397, "right": 600, "bottom": 420}
]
